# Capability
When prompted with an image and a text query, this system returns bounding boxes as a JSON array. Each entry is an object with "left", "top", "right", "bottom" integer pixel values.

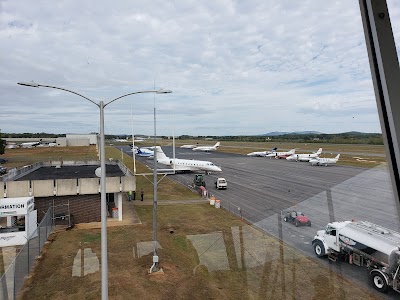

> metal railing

[
  {"left": 0, "top": 162, "right": 43, "bottom": 182},
  {"left": 0, "top": 207, "right": 54, "bottom": 300}
]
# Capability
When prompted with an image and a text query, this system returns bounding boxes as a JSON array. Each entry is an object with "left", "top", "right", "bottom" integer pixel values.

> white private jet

[
  {"left": 309, "top": 154, "right": 340, "bottom": 166},
  {"left": 192, "top": 142, "right": 220, "bottom": 152},
  {"left": 155, "top": 146, "right": 222, "bottom": 174},
  {"left": 265, "top": 148, "right": 296, "bottom": 159},
  {"left": 20, "top": 140, "right": 43, "bottom": 148},
  {"left": 286, "top": 148, "right": 322, "bottom": 162},
  {"left": 247, "top": 147, "right": 277, "bottom": 157}
]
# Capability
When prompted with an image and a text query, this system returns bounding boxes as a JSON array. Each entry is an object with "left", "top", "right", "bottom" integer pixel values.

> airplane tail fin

[
  {"left": 214, "top": 142, "right": 220, "bottom": 149},
  {"left": 155, "top": 146, "right": 170, "bottom": 163},
  {"left": 271, "top": 147, "right": 277, "bottom": 153},
  {"left": 316, "top": 148, "right": 322, "bottom": 155},
  {"left": 335, "top": 154, "right": 340, "bottom": 160},
  {"left": 290, "top": 148, "right": 296, "bottom": 154}
]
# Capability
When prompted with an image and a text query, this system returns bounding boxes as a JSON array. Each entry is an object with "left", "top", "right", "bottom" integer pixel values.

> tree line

[
  {"left": 177, "top": 132, "right": 383, "bottom": 145},
  {"left": 1, "top": 131, "right": 383, "bottom": 146}
]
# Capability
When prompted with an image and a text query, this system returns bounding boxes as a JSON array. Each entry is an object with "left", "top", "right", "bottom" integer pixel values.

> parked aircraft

[
  {"left": 136, "top": 147, "right": 154, "bottom": 158},
  {"left": 247, "top": 147, "right": 277, "bottom": 157},
  {"left": 192, "top": 142, "right": 220, "bottom": 152},
  {"left": 309, "top": 154, "right": 340, "bottom": 166},
  {"left": 114, "top": 138, "right": 128, "bottom": 142},
  {"left": 5, "top": 143, "right": 19, "bottom": 149},
  {"left": 265, "top": 148, "right": 296, "bottom": 159},
  {"left": 20, "top": 140, "right": 43, "bottom": 148},
  {"left": 286, "top": 148, "right": 322, "bottom": 162},
  {"left": 155, "top": 146, "right": 222, "bottom": 174}
]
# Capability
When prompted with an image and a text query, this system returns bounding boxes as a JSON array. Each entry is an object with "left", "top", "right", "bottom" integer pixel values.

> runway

[{"left": 119, "top": 145, "right": 400, "bottom": 298}]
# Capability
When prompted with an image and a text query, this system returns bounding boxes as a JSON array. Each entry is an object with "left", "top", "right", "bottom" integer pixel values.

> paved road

[{"left": 118, "top": 145, "right": 400, "bottom": 298}]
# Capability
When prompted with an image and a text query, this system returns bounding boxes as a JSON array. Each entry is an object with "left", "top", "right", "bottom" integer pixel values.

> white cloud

[{"left": 1, "top": 0, "right": 399, "bottom": 135}]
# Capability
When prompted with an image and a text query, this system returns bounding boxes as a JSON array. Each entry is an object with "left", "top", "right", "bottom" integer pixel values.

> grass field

[{"left": 19, "top": 205, "right": 381, "bottom": 300}]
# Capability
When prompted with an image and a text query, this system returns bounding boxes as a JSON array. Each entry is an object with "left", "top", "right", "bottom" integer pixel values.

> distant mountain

[{"left": 262, "top": 131, "right": 323, "bottom": 136}]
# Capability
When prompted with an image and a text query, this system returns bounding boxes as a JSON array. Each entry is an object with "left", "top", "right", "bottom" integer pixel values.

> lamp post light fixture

[{"left": 17, "top": 82, "right": 171, "bottom": 300}]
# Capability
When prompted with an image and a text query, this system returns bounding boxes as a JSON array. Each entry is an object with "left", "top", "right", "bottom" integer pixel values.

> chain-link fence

[{"left": 0, "top": 207, "right": 54, "bottom": 300}]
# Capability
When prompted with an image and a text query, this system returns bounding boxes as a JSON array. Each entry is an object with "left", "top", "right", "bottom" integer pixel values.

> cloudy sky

[{"left": 1, "top": 1, "right": 399, "bottom": 136}]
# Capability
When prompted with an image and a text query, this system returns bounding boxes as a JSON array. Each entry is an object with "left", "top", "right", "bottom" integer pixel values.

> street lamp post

[{"left": 17, "top": 82, "right": 171, "bottom": 300}]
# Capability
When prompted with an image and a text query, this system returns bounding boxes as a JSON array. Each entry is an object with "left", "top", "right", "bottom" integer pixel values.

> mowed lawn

[{"left": 20, "top": 205, "right": 381, "bottom": 300}]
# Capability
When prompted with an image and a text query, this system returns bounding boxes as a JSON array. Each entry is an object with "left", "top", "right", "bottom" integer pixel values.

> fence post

[
  {"left": 38, "top": 222, "right": 41, "bottom": 256},
  {"left": 27, "top": 238, "right": 30, "bottom": 275},
  {"left": 13, "top": 259, "right": 16, "bottom": 300}
]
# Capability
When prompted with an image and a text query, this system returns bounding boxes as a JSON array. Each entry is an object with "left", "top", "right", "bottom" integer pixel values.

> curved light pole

[{"left": 17, "top": 82, "right": 172, "bottom": 300}]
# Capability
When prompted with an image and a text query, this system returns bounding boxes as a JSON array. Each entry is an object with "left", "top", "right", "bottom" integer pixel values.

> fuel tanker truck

[{"left": 312, "top": 220, "right": 400, "bottom": 294}]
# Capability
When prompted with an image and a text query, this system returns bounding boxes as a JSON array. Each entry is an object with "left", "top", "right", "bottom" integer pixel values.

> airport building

[
  {"left": 0, "top": 159, "right": 135, "bottom": 226},
  {"left": 4, "top": 134, "right": 98, "bottom": 147}
]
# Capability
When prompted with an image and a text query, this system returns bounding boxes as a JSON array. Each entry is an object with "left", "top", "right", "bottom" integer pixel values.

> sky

[{"left": 1, "top": 1, "right": 399, "bottom": 137}]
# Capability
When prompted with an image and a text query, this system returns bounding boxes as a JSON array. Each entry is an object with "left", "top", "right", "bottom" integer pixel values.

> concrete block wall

[
  {"left": 6, "top": 181, "right": 30, "bottom": 198},
  {"left": 56, "top": 179, "right": 78, "bottom": 196},
  {"left": 121, "top": 176, "right": 135, "bottom": 191},
  {"left": 32, "top": 180, "right": 54, "bottom": 197},
  {"left": 106, "top": 177, "right": 120, "bottom": 193},
  {"left": 79, "top": 178, "right": 100, "bottom": 194}
]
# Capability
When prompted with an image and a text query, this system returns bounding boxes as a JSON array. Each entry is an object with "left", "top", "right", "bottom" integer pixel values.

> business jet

[
  {"left": 155, "top": 146, "right": 222, "bottom": 174},
  {"left": 309, "top": 154, "right": 340, "bottom": 166},
  {"left": 247, "top": 147, "right": 277, "bottom": 157},
  {"left": 265, "top": 148, "right": 296, "bottom": 159},
  {"left": 136, "top": 147, "right": 154, "bottom": 158},
  {"left": 21, "top": 140, "right": 43, "bottom": 148},
  {"left": 114, "top": 138, "right": 129, "bottom": 142},
  {"left": 192, "top": 142, "right": 220, "bottom": 152},
  {"left": 286, "top": 148, "right": 322, "bottom": 162}
]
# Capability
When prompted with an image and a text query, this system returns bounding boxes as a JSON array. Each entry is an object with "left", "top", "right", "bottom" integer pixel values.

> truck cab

[
  {"left": 313, "top": 221, "right": 351, "bottom": 257},
  {"left": 215, "top": 178, "right": 227, "bottom": 189}
]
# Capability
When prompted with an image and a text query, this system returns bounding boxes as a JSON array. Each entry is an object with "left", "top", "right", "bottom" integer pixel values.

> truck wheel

[
  {"left": 370, "top": 271, "right": 388, "bottom": 293},
  {"left": 295, "top": 221, "right": 299, "bottom": 227},
  {"left": 307, "top": 221, "right": 311, "bottom": 227},
  {"left": 313, "top": 241, "right": 325, "bottom": 258},
  {"left": 283, "top": 217, "right": 287, "bottom": 222}
]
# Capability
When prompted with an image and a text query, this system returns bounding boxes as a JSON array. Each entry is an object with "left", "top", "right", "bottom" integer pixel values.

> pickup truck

[{"left": 215, "top": 178, "right": 227, "bottom": 190}]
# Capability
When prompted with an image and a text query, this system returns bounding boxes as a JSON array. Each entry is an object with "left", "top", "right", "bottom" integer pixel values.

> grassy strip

[
  {"left": 20, "top": 205, "right": 380, "bottom": 300},
  {"left": 2, "top": 146, "right": 98, "bottom": 169}
]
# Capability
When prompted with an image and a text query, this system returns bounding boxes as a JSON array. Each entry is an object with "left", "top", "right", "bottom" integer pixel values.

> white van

[{"left": 215, "top": 178, "right": 227, "bottom": 190}]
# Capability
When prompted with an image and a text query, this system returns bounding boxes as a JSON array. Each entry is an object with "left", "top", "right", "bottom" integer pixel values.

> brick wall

[{"left": 35, "top": 194, "right": 101, "bottom": 224}]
